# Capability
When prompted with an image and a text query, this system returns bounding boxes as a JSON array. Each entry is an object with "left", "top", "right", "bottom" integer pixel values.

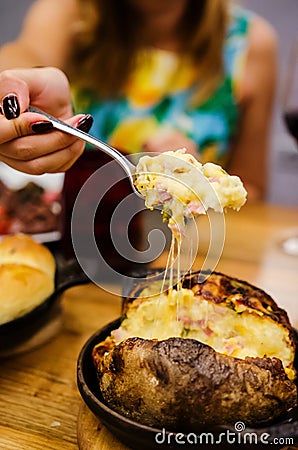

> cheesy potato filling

[
  {"left": 112, "top": 288, "right": 295, "bottom": 380},
  {"left": 134, "top": 149, "right": 247, "bottom": 237}
]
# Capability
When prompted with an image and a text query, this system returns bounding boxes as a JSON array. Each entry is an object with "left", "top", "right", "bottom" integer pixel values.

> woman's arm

[
  {"left": 0, "top": 0, "right": 78, "bottom": 70},
  {"left": 229, "top": 16, "right": 278, "bottom": 201}
]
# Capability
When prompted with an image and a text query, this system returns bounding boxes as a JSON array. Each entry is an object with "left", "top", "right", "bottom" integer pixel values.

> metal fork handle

[{"left": 28, "top": 106, "right": 136, "bottom": 184}]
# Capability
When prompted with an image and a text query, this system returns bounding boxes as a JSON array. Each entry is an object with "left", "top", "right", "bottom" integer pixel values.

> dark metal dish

[
  {"left": 77, "top": 320, "right": 298, "bottom": 450},
  {"left": 0, "top": 258, "right": 89, "bottom": 355}
]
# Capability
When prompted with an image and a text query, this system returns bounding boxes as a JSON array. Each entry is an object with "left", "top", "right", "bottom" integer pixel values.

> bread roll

[
  {"left": 0, "top": 234, "right": 55, "bottom": 278},
  {"left": 0, "top": 234, "right": 55, "bottom": 325}
]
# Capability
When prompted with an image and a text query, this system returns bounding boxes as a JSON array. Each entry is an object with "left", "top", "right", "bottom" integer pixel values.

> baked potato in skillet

[{"left": 92, "top": 271, "right": 297, "bottom": 430}]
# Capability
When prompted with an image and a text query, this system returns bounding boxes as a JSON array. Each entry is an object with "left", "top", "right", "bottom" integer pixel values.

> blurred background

[{"left": 0, "top": 0, "right": 297, "bottom": 206}]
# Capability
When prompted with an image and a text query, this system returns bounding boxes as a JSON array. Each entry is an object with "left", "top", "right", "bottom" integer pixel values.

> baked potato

[{"left": 92, "top": 271, "right": 297, "bottom": 430}]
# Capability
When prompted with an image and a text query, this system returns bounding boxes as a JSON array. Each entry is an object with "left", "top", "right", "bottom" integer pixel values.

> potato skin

[{"left": 94, "top": 336, "right": 297, "bottom": 430}]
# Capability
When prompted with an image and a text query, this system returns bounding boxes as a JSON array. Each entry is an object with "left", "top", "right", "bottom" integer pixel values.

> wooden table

[{"left": 0, "top": 202, "right": 298, "bottom": 449}]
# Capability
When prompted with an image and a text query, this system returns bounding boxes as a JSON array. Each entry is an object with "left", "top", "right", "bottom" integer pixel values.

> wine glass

[
  {"left": 281, "top": 37, "right": 298, "bottom": 256},
  {"left": 283, "top": 38, "right": 298, "bottom": 144}
]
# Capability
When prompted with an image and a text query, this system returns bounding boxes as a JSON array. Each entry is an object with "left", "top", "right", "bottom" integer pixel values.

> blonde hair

[{"left": 69, "top": 0, "right": 230, "bottom": 104}]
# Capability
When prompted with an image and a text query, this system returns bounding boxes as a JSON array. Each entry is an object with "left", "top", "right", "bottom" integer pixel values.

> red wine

[{"left": 284, "top": 110, "right": 298, "bottom": 142}]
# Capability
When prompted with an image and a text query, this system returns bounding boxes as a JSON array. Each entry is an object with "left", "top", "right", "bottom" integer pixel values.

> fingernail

[
  {"left": 2, "top": 94, "right": 20, "bottom": 119},
  {"left": 76, "top": 114, "right": 94, "bottom": 133},
  {"left": 31, "top": 121, "right": 54, "bottom": 133}
]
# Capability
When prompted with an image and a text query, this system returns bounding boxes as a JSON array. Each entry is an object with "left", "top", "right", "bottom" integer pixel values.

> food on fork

[
  {"left": 92, "top": 271, "right": 297, "bottom": 429},
  {"left": 0, "top": 234, "right": 55, "bottom": 324},
  {"left": 134, "top": 149, "right": 247, "bottom": 236}
]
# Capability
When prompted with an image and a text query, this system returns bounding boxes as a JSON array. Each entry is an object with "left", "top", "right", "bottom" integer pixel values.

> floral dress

[{"left": 72, "top": 7, "right": 253, "bottom": 166}]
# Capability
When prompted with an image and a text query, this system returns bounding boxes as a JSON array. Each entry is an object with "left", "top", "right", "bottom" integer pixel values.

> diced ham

[
  {"left": 184, "top": 201, "right": 205, "bottom": 217},
  {"left": 158, "top": 189, "right": 172, "bottom": 202}
]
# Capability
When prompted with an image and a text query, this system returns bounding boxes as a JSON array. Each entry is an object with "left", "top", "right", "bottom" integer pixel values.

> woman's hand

[{"left": 0, "top": 67, "right": 93, "bottom": 174}]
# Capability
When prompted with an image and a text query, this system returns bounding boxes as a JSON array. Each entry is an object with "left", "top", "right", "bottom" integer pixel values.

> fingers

[
  {"left": 0, "top": 67, "right": 72, "bottom": 118},
  {"left": 0, "top": 111, "right": 50, "bottom": 144},
  {"left": 0, "top": 139, "right": 85, "bottom": 175},
  {"left": 0, "top": 112, "right": 92, "bottom": 174},
  {"left": 0, "top": 126, "right": 81, "bottom": 163},
  {"left": 0, "top": 112, "right": 88, "bottom": 144}
]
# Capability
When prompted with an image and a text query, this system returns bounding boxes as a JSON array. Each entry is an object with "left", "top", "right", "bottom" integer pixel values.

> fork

[{"left": 28, "top": 105, "right": 142, "bottom": 197}]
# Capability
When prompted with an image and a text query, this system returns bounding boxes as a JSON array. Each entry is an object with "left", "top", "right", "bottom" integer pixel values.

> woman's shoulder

[
  {"left": 224, "top": 5, "right": 277, "bottom": 81},
  {"left": 230, "top": 7, "right": 277, "bottom": 104},
  {"left": 247, "top": 15, "right": 278, "bottom": 60},
  {"left": 228, "top": 4, "right": 277, "bottom": 46}
]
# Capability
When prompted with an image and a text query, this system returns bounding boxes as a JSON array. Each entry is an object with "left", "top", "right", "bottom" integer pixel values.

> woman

[{"left": 0, "top": 0, "right": 277, "bottom": 199}]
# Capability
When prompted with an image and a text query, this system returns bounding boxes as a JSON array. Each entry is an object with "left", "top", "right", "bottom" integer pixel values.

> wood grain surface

[
  {"left": 77, "top": 404, "right": 130, "bottom": 450},
  {"left": 0, "top": 202, "right": 297, "bottom": 449}
]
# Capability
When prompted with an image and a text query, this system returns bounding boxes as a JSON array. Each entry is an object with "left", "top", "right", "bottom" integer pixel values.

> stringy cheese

[{"left": 134, "top": 148, "right": 247, "bottom": 291}]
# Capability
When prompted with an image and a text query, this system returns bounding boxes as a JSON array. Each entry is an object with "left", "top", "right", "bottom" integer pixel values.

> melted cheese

[
  {"left": 134, "top": 148, "right": 247, "bottom": 298},
  {"left": 113, "top": 288, "right": 295, "bottom": 379}
]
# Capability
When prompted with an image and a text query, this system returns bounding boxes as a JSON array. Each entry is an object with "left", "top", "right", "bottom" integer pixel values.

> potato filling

[{"left": 112, "top": 287, "right": 295, "bottom": 380}]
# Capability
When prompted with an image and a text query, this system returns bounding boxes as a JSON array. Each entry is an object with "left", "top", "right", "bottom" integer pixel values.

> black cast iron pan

[{"left": 0, "top": 257, "right": 89, "bottom": 354}]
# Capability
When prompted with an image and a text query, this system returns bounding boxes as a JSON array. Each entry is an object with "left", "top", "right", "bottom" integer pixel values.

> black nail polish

[
  {"left": 76, "top": 114, "right": 94, "bottom": 133},
  {"left": 2, "top": 94, "right": 20, "bottom": 119},
  {"left": 31, "top": 121, "right": 54, "bottom": 133}
]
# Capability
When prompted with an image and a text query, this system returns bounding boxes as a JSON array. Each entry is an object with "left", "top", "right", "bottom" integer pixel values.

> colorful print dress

[{"left": 72, "top": 7, "right": 253, "bottom": 166}]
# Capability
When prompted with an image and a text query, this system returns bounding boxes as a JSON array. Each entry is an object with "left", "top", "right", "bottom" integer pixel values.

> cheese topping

[
  {"left": 135, "top": 148, "right": 247, "bottom": 237},
  {"left": 112, "top": 287, "right": 295, "bottom": 379}
]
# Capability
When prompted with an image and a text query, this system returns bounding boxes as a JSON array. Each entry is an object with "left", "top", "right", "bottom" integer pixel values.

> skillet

[{"left": 0, "top": 257, "right": 89, "bottom": 354}]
